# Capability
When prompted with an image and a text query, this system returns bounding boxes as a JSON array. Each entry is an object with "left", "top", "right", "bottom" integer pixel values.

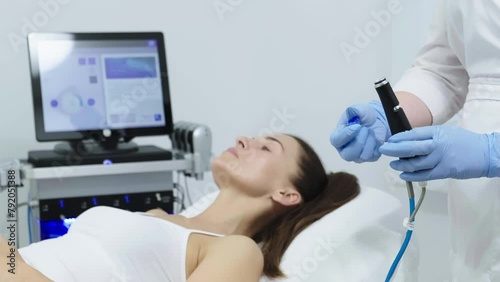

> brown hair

[{"left": 257, "top": 135, "right": 360, "bottom": 278}]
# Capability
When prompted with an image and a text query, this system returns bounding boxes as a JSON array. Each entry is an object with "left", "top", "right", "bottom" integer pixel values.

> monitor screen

[{"left": 28, "top": 32, "right": 173, "bottom": 142}]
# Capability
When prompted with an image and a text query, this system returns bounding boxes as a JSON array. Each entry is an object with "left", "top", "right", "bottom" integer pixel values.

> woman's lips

[{"left": 226, "top": 147, "right": 238, "bottom": 157}]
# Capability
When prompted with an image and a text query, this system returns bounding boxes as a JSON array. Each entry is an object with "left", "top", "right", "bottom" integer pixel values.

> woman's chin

[{"left": 210, "top": 156, "right": 226, "bottom": 174}]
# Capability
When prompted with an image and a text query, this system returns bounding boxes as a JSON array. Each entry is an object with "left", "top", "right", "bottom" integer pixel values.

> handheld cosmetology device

[{"left": 374, "top": 78, "right": 427, "bottom": 282}]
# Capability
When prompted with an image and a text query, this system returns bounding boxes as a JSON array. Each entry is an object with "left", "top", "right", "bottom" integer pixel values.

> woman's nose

[{"left": 236, "top": 136, "right": 249, "bottom": 149}]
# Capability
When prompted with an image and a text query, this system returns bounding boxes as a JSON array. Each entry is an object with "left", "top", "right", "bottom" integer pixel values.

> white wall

[{"left": 0, "top": 0, "right": 450, "bottom": 281}]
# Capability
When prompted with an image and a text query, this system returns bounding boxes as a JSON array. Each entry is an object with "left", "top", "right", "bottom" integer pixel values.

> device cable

[{"left": 374, "top": 78, "right": 427, "bottom": 281}]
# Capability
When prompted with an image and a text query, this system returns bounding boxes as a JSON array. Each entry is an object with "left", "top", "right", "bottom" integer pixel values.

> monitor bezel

[{"left": 27, "top": 32, "right": 174, "bottom": 142}]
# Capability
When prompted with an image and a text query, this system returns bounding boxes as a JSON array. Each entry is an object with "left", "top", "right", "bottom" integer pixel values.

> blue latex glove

[
  {"left": 330, "top": 100, "right": 391, "bottom": 163},
  {"left": 379, "top": 125, "right": 500, "bottom": 181}
]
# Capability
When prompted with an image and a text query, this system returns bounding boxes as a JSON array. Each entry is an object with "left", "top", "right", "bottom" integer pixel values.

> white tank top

[{"left": 19, "top": 206, "right": 223, "bottom": 282}]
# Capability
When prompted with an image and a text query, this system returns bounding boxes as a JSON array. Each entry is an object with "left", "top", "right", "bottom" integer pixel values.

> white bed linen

[{"left": 181, "top": 186, "right": 419, "bottom": 282}]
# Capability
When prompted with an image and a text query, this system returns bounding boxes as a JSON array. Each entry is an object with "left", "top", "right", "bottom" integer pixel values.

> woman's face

[{"left": 211, "top": 134, "right": 302, "bottom": 199}]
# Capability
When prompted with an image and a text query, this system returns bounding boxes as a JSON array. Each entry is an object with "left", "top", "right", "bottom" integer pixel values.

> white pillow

[
  {"left": 181, "top": 187, "right": 418, "bottom": 282},
  {"left": 180, "top": 186, "right": 399, "bottom": 227}
]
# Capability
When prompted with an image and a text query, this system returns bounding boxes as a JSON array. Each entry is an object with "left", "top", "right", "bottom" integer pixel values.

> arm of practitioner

[
  {"left": 377, "top": 1, "right": 500, "bottom": 181},
  {"left": 331, "top": 0, "right": 469, "bottom": 164},
  {"left": 187, "top": 235, "right": 264, "bottom": 282},
  {"left": 393, "top": 0, "right": 469, "bottom": 127}
]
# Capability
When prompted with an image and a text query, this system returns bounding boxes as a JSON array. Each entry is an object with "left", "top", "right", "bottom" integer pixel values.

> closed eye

[{"left": 261, "top": 146, "right": 271, "bottom": 152}]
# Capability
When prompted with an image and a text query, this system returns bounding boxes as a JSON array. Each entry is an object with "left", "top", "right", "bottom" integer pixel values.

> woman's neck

[{"left": 188, "top": 189, "right": 274, "bottom": 237}]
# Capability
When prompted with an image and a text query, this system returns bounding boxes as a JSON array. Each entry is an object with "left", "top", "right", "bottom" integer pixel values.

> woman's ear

[{"left": 271, "top": 188, "right": 302, "bottom": 207}]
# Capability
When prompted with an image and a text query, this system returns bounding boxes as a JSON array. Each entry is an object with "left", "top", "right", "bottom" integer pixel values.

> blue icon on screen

[
  {"left": 147, "top": 40, "right": 157, "bottom": 47},
  {"left": 51, "top": 100, "right": 58, "bottom": 107},
  {"left": 88, "top": 98, "right": 95, "bottom": 106},
  {"left": 103, "top": 159, "right": 112, "bottom": 165},
  {"left": 154, "top": 114, "right": 162, "bottom": 121}
]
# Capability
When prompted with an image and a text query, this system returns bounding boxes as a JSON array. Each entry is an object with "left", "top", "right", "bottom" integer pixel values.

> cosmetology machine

[{"left": 1, "top": 32, "right": 213, "bottom": 244}]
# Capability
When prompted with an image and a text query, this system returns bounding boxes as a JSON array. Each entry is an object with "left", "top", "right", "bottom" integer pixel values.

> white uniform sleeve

[{"left": 394, "top": 0, "right": 469, "bottom": 125}]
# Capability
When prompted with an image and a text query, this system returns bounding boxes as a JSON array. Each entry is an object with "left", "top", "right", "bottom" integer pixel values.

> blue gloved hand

[
  {"left": 330, "top": 100, "right": 391, "bottom": 163},
  {"left": 379, "top": 125, "right": 500, "bottom": 181}
]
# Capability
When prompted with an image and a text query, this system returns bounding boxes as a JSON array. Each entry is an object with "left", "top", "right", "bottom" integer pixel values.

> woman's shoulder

[
  {"left": 208, "top": 235, "right": 263, "bottom": 261},
  {"left": 195, "top": 235, "right": 263, "bottom": 279},
  {"left": 214, "top": 234, "right": 258, "bottom": 245}
]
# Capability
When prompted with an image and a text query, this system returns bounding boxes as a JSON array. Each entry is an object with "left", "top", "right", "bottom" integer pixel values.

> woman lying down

[{"left": 0, "top": 134, "right": 360, "bottom": 282}]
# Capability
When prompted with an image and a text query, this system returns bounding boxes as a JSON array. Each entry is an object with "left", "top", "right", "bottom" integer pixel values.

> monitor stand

[{"left": 54, "top": 140, "right": 139, "bottom": 156}]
